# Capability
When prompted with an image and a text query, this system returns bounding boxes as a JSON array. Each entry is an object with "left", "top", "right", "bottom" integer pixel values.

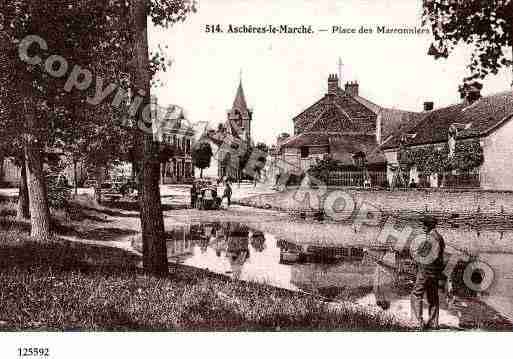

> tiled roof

[
  {"left": 381, "top": 91, "right": 513, "bottom": 150},
  {"left": 280, "top": 132, "right": 330, "bottom": 148},
  {"left": 329, "top": 135, "right": 385, "bottom": 165},
  {"left": 291, "top": 87, "right": 420, "bottom": 143},
  {"left": 293, "top": 88, "right": 376, "bottom": 134},
  {"left": 379, "top": 108, "right": 423, "bottom": 142}
]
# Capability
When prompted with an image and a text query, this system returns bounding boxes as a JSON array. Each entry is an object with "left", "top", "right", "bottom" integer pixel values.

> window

[{"left": 300, "top": 147, "right": 309, "bottom": 159}]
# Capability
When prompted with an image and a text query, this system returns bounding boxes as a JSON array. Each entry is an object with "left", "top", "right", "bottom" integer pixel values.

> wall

[
  {"left": 383, "top": 150, "right": 398, "bottom": 185},
  {"left": 481, "top": 118, "right": 513, "bottom": 191},
  {"left": 244, "top": 187, "right": 513, "bottom": 215}
]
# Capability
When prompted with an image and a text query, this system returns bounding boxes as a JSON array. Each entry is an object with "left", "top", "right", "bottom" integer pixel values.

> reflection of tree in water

[
  {"left": 225, "top": 222, "right": 250, "bottom": 279},
  {"left": 199, "top": 223, "right": 216, "bottom": 253},
  {"left": 250, "top": 231, "right": 266, "bottom": 252}
]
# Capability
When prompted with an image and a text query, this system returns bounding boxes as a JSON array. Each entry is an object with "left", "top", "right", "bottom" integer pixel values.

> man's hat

[{"left": 420, "top": 215, "right": 438, "bottom": 228}]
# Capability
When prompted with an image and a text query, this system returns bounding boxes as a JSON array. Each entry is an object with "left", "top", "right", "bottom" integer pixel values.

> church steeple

[
  {"left": 227, "top": 77, "right": 253, "bottom": 142},
  {"left": 232, "top": 80, "right": 249, "bottom": 113}
]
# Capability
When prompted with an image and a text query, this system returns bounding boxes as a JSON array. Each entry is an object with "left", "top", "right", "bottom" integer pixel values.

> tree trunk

[
  {"left": 73, "top": 159, "right": 78, "bottom": 195},
  {"left": 94, "top": 166, "right": 105, "bottom": 203},
  {"left": 200, "top": 168, "right": 203, "bottom": 178},
  {"left": 0, "top": 153, "right": 4, "bottom": 180},
  {"left": 133, "top": 0, "right": 168, "bottom": 276},
  {"left": 25, "top": 141, "right": 51, "bottom": 241},
  {"left": 16, "top": 159, "right": 30, "bottom": 220}
]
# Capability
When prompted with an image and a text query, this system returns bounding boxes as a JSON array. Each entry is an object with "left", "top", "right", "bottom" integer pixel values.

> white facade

[{"left": 480, "top": 118, "right": 513, "bottom": 191}]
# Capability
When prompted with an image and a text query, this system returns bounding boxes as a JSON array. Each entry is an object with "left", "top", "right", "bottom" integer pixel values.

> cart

[{"left": 196, "top": 184, "right": 221, "bottom": 210}]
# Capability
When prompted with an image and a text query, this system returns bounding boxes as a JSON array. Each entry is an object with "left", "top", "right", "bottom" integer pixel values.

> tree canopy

[
  {"left": 423, "top": 0, "right": 513, "bottom": 86},
  {"left": 192, "top": 141, "right": 213, "bottom": 177}
]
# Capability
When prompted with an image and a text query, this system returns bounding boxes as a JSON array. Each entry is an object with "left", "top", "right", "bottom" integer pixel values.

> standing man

[
  {"left": 411, "top": 215, "right": 445, "bottom": 329},
  {"left": 222, "top": 178, "right": 232, "bottom": 208}
]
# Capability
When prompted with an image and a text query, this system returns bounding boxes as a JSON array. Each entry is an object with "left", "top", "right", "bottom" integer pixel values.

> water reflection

[{"left": 165, "top": 222, "right": 513, "bottom": 330}]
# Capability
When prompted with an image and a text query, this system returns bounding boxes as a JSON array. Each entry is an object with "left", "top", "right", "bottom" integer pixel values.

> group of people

[{"left": 190, "top": 177, "right": 232, "bottom": 209}]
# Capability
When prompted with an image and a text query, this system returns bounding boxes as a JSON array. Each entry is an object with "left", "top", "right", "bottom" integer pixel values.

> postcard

[{"left": 0, "top": 0, "right": 512, "bottom": 358}]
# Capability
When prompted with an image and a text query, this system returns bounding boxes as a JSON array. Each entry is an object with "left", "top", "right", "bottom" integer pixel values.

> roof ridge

[
  {"left": 435, "top": 89, "right": 513, "bottom": 112},
  {"left": 379, "top": 107, "right": 419, "bottom": 115},
  {"left": 352, "top": 94, "right": 383, "bottom": 114}
]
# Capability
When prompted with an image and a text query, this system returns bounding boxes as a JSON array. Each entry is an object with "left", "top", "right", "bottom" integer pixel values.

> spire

[{"left": 232, "top": 79, "right": 248, "bottom": 112}]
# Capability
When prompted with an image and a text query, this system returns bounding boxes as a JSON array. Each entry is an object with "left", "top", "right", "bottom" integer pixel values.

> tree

[
  {"left": 254, "top": 142, "right": 269, "bottom": 168},
  {"left": 131, "top": 0, "right": 168, "bottom": 275},
  {"left": 132, "top": 0, "right": 196, "bottom": 275},
  {"left": 192, "top": 141, "right": 213, "bottom": 178},
  {"left": 17, "top": 159, "right": 30, "bottom": 220},
  {"left": 0, "top": 1, "right": 131, "bottom": 240},
  {"left": 248, "top": 142, "right": 269, "bottom": 186},
  {"left": 423, "top": 0, "right": 513, "bottom": 86},
  {"left": 1, "top": 0, "right": 196, "bottom": 265}
]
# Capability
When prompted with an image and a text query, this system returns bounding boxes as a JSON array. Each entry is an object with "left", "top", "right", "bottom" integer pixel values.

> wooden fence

[{"left": 327, "top": 170, "right": 387, "bottom": 187}]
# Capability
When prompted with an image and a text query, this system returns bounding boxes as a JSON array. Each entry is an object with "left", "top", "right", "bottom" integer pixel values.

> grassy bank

[{"left": 0, "top": 200, "right": 408, "bottom": 331}]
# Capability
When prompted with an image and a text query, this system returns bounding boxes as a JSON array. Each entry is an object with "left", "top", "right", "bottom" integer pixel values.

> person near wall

[
  {"left": 222, "top": 179, "right": 232, "bottom": 208},
  {"left": 411, "top": 215, "right": 445, "bottom": 330}
]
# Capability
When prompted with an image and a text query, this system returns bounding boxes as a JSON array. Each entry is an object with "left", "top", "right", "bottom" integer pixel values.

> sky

[{"left": 148, "top": 0, "right": 512, "bottom": 145}]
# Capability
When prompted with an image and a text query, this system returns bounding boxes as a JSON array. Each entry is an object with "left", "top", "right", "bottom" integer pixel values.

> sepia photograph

[{"left": 0, "top": 0, "right": 513, "bottom": 357}]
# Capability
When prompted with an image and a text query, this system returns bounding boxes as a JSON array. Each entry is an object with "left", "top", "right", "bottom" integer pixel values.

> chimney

[
  {"left": 328, "top": 74, "right": 339, "bottom": 94},
  {"left": 344, "top": 81, "right": 359, "bottom": 97},
  {"left": 465, "top": 88, "right": 481, "bottom": 104},
  {"left": 459, "top": 82, "right": 482, "bottom": 105},
  {"left": 423, "top": 101, "right": 434, "bottom": 111}
]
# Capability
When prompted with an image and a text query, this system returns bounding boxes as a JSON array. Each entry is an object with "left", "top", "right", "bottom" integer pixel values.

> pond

[{"left": 165, "top": 221, "right": 513, "bottom": 330}]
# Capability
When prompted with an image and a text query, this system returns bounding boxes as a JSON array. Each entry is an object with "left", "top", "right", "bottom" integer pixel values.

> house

[
  {"left": 0, "top": 149, "right": 87, "bottom": 188},
  {"left": 151, "top": 97, "right": 195, "bottom": 184},
  {"left": 381, "top": 89, "right": 513, "bottom": 190},
  {"left": 0, "top": 156, "right": 21, "bottom": 187},
  {"left": 275, "top": 73, "right": 418, "bottom": 186}
]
